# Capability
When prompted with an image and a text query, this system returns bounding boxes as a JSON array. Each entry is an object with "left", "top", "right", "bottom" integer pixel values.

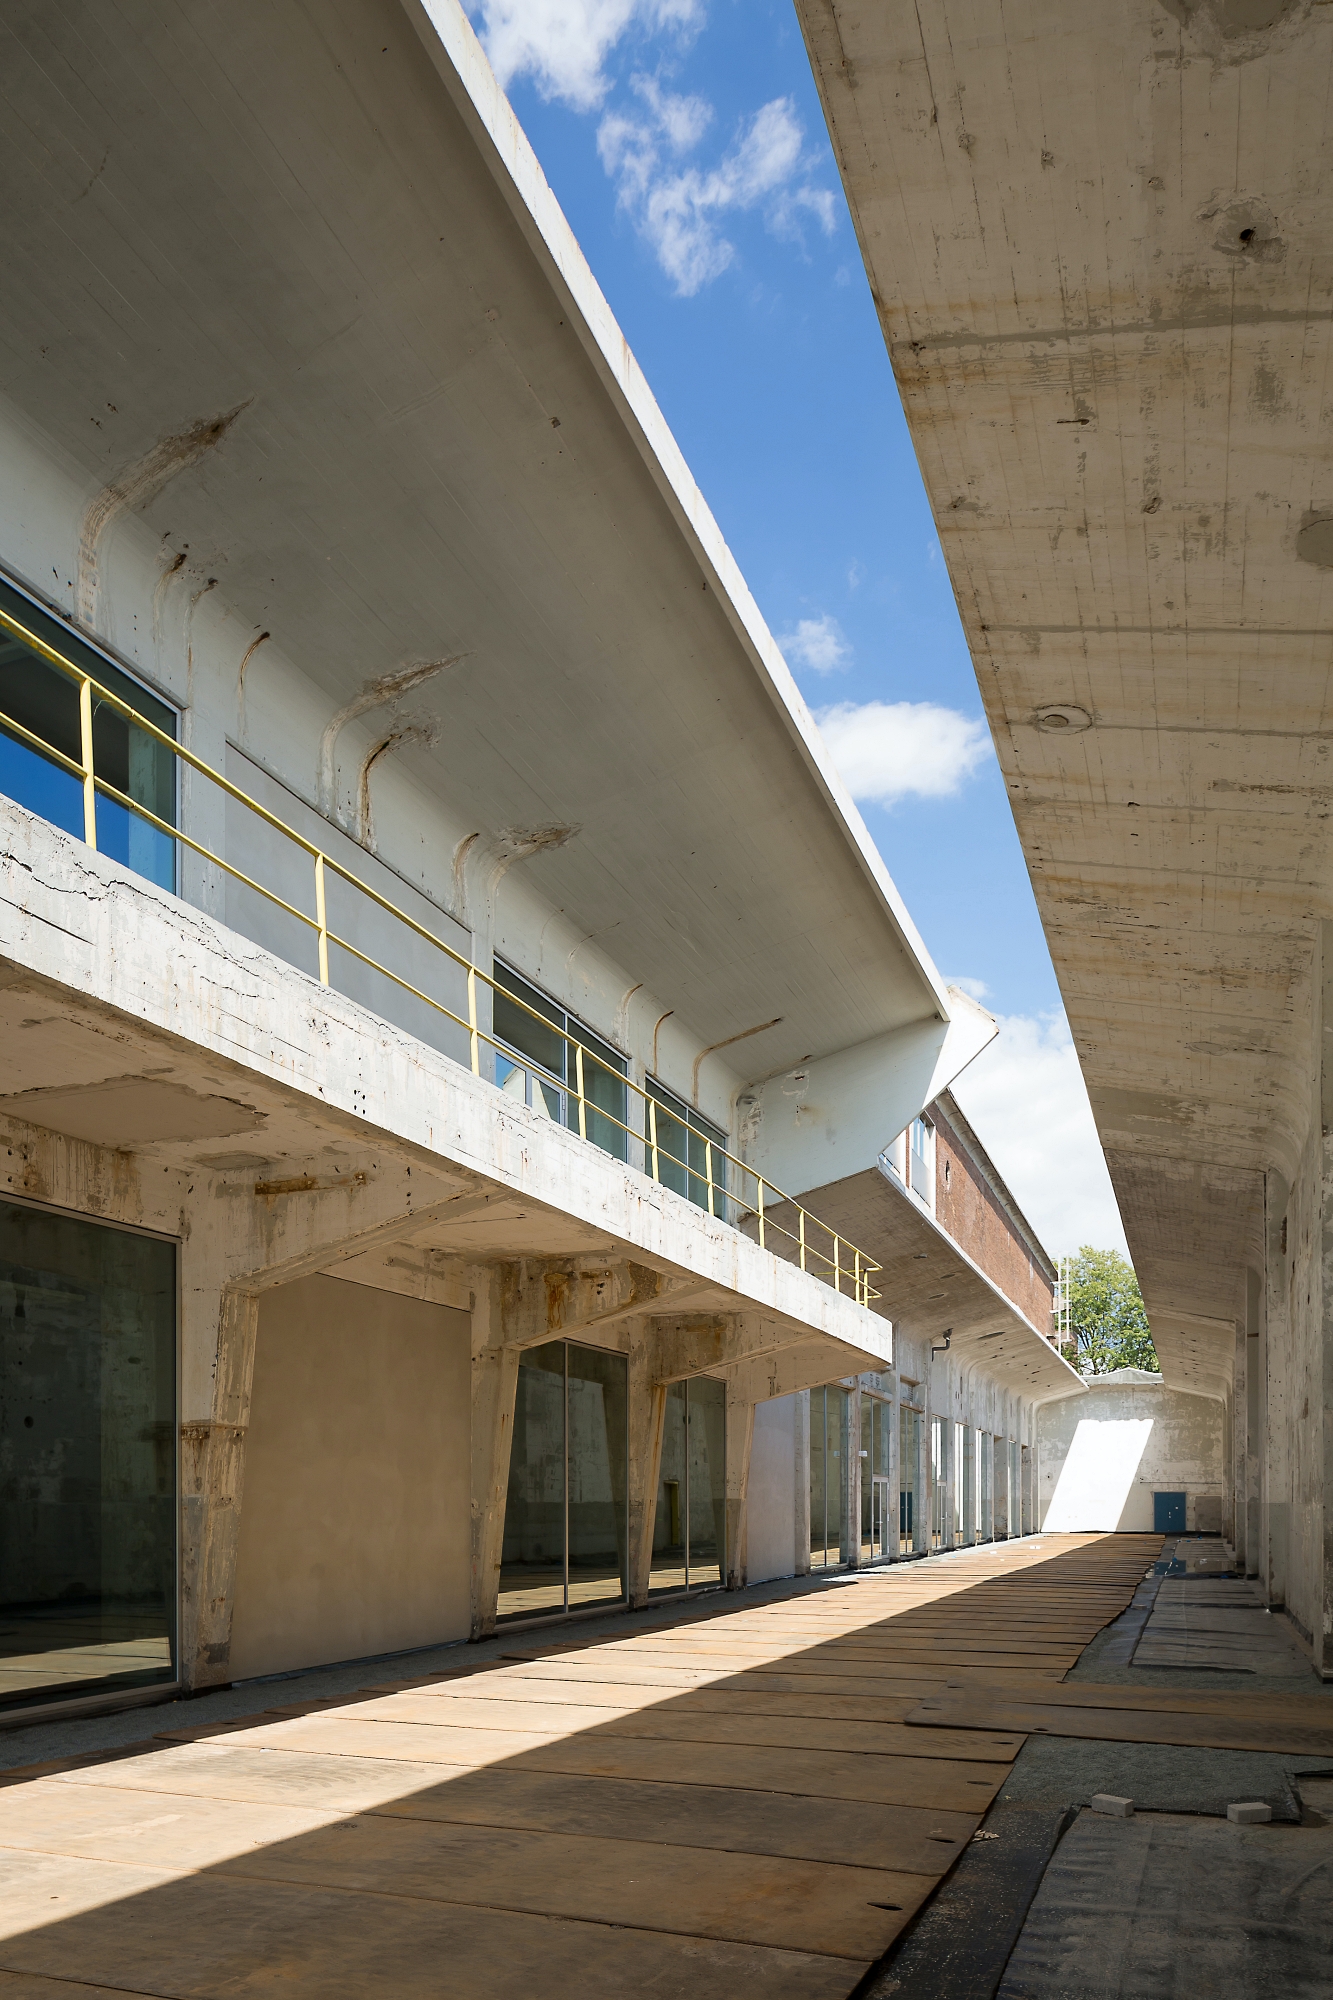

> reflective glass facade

[
  {"left": 809, "top": 1384, "right": 847, "bottom": 1568},
  {"left": 0, "top": 1198, "right": 176, "bottom": 1714},
  {"left": 0, "top": 573, "right": 176, "bottom": 892},
  {"left": 650, "top": 1376, "right": 726, "bottom": 1593},
  {"left": 498, "top": 1340, "right": 628, "bottom": 1621}
]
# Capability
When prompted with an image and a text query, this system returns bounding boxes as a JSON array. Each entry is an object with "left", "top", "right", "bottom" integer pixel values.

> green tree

[{"left": 1063, "top": 1246, "right": 1158, "bottom": 1375}]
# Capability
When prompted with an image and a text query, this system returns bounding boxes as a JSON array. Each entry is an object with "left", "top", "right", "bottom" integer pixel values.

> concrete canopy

[
  {"left": 0, "top": 0, "right": 960, "bottom": 1087},
  {"left": 766, "top": 1166, "right": 1083, "bottom": 1401},
  {"left": 795, "top": 0, "right": 1333, "bottom": 1385}
]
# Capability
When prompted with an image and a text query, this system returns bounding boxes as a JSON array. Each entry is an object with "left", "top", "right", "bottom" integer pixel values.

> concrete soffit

[{"left": 401, "top": 0, "right": 952, "bottom": 1023}]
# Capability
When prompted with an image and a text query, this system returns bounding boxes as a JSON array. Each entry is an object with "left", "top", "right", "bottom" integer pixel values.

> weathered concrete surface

[
  {"left": 795, "top": 0, "right": 1333, "bottom": 1669},
  {"left": 1039, "top": 1371, "right": 1224, "bottom": 1532},
  {"left": 794, "top": 0, "right": 1327, "bottom": 1366}
]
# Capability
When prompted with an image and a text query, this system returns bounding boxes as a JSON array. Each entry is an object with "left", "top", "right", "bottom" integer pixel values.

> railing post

[
  {"left": 467, "top": 967, "right": 479, "bottom": 1075},
  {"left": 834, "top": 1234, "right": 841, "bottom": 1296},
  {"left": 855, "top": 1248, "right": 862, "bottom": 1305},
  {"left": 757, "top": 1176, "right": 765, "bottom": 1250},
  {"left": 705, "top": 1139, "right": 715, "bottom": 1217},
  {"left": 575, "top": 1042, "right": 587, "bottom": 1142},
  {"left": 79, "top": 678, "right": 97, "bottom": 850},
  {"left": 313, "top": 853, "right": 330, "bottom": 985},
  {"left": 649, "top": 1097, "right": 660, "bottom": 1184},
  {"left": 799, "top": 1208, "right": 806, "bottom": 1273}
]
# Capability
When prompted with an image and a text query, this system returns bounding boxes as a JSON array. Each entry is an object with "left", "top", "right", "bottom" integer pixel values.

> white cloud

[
  {"left": 470, "top": 0, "right": 702, "bottom": 111},
  {"left": 815, "top": 698, "right": 992, "bottom": 806},
  {"left": 600, "top": 92, "right": 837, "bottom": 294},
  {"left": 949, "top": 1010, "right": 1129, "bottom": 1260},
  {"left": 779, "top": 613, "right": 849, "bottom": 674}
]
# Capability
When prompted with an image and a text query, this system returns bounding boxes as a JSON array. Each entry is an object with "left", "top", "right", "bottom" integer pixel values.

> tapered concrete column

[
  {"left": 1245, "top": 1265, "right": 1263, "bottom": 1578},
  {"left": 469, "top": 1268, "right": 519, "bottom": 1639},
  {"left": 181, "top": 1274, "right": 260, "bottom": 1688},
  {"left": 994, "top": 1431, "right": 1009, "bottom": 1538},
  {"left": 627, "top": 1322, "right": 666, "bottom": 1608},
  {"left": 794, "top": 1388, "right": 812, "bottom": 1577},
  {"left": 942, "top": 1400, "right": 957, "bottom": 1550},
  {"left": 725, "top": 1391, "right": 756, "bottom": 1590},
  {"left": 1231, "top": 1319, "right": 1247, "bottom": 1566}
]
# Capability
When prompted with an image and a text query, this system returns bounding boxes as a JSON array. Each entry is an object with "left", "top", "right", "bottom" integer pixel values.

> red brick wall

[{"left": 933, "top": 1112, "right": 1054, "bottom": 1336}]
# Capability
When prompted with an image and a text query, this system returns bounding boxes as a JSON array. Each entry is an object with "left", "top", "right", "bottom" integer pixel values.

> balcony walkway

[{"left": 0, "top": 1535, "right": 1159, "bottom": 1997}]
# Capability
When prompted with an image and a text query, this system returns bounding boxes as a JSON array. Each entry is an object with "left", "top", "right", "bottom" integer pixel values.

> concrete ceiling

[
  {"left": 763, "top": 1167, "right": 1083, "bottom": 1401},
  {"left": 0, "top": 0, "right": 951, "bottom": 1076},
  {"left": 795, "top": 0, "right": 1333, "bottom": 1385}
]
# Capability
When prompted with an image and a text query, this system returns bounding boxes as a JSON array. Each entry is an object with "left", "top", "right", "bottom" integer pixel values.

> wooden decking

[{"left": 0, "top": 1534, "right": 1158, "bottom": 1998}]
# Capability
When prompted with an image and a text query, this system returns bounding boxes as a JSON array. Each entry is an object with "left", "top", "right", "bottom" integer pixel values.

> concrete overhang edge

[
  {"left": 0, "top": 804, "right": 891, "bottom": 1368},
  {"left": 400, "top": 0, "right": 951, "bottom": 1026}
]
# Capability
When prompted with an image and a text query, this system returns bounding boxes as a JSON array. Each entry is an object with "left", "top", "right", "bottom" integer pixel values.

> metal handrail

[{"left": 0, "top": 604, "right": 882, "bottom": 1306}]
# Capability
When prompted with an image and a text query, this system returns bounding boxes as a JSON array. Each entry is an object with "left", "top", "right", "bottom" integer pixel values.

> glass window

[
  {"left": 860, "top": 1396, "right": 891, "bottom": 1562},
  {"left": 567, "top": 1345, "right": 629, "bottom": 1609},
  {"left": 492, "top": 963, "right": 628, "bottom": 1162},
  {"left": 645, "top": 1077, "right": 727, "bottom": 1215},
  {"left": 0, "top": 574, "right": 176, "bottom": 892},
  {"left": 808, "top": 1384, "right": 848, "bottom": 1569},
  {"left": 649, "top": 1377, "right": 727, "bottom": 1595},
  {"left": 498, "top": 1340, "right": 628, "bottom": 1622},
  {"left": 899, "top": 1401, "right": 920, "bottom": 1547},
  {"left": 0, "top": 1198, "right": 177, "bottom": 1715}
]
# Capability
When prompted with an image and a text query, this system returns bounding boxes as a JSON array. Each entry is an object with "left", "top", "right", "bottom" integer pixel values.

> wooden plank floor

[{"left": 0, "top": 1533, "right": 1159, "bottom": 1999}]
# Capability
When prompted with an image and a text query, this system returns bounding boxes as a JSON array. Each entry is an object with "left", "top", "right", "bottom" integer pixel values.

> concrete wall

[
  {"left": 229, "top": 1274, "right": 471, "bottom": 1679},
  {"left": 1038, "top": 1372, "right": 1224, "bottom": 1534},
  {"left": 746, "top": 1395, "right": 800, "bottom": 1585}
]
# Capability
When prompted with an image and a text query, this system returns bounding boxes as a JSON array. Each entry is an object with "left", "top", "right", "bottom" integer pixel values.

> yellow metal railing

[{"left": 0, "top": 604, "right": 881, "bottom": 1306}]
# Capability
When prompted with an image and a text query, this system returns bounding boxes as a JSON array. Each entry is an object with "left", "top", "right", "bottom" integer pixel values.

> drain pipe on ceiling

[{"left": 691, "top": 1016, "right": 784, "bottom": 1106}]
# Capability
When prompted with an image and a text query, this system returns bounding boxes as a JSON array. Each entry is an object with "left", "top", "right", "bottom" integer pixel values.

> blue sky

[{"left": 467, "top": 0, "right": 1128, "bottom": 1257}]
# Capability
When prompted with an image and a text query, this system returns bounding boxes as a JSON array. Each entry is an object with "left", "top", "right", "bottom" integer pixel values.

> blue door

[{"left": 1153, "top": 1491, "right": 1187, "bottom": 1533}]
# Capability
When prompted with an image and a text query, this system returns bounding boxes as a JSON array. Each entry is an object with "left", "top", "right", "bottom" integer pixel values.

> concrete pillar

[
  {"left": 1263, "top": 1171, "right": 1290, "bottom": 1608},
  {"left": 1232, "top": 1264, "right": 1256, "bottom": 1576},
  {"left": 794, "top": 1388, "right": 812, "bottom": 1577},
  {"left": 725, "top": 1392, "right": 756, "bottom": 1589},
  {"left": 1231, "top": 1317, "right": 1248, "bottom": 1567},
  {"left": 1318, "top": 918, "right": 1333, "bottom": 1674},
  {"left": 469, "top": 1269, "right": 519, "bottom": 1639},
  {"left": 180, "top": 1274, "right": 260, "bottom": 1688}
]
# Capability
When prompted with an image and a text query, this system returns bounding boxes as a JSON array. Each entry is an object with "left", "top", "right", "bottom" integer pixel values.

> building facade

[
  {"left": 0, "top": 0, "right": 1080, "bottom": 1728},
  {"left": 743, "top": 1088, "right": 1068, "bottom": 1585}
]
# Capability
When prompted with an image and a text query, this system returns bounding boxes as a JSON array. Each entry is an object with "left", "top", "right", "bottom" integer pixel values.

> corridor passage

[{"left": 0, "top": 1536, "right": 1157, "bottom": 1998}]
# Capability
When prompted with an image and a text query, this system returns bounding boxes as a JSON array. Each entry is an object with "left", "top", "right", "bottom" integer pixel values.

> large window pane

[
  {"left": 650, "top": 1381, "right": 688, "bottom": 1595},
  {"left": 825, "top": 1386, "right": 847, "bottom": 1564},
  {"left": 566, "top": 1345, "right": 627, "bottom": 1609},
  {"left": 687, "top": 1376, "right": 726, "bottom": 1587},
  {"left": 0, "top": 1198, "right": 176, "bottom": 1714},
  {"left": 493, "top": 964, "right": 628, "bottom": 1162},
  {"left": 646, "top": 1079, "right": 725, "bottom": 1213},
  {"left": 499, "top": 1339, "right": 629, "bottom": 1623},
  {"left": 0, "top": 575, "right": 176, "bottom": 892},
  {"left": 498, "top": 1342, "right": 566, "bottom": 1620},
  {"left": 809, "top": 1385, "right": 828, "bottom": 1567},
  {"left": 899, "top": 1404, "right": 919, "bottom": 1547},
  {"left": 649, "top": 1378, "right": 726, "bottom": 1596}
]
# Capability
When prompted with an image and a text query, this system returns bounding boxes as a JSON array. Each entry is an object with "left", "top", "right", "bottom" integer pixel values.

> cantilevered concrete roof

[
  {"left": 796, "top": 0, "right": 1333, "bottom": 1390},
  {"left": 0, "top": 0, "right": 963, "bottom": 1083}
]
